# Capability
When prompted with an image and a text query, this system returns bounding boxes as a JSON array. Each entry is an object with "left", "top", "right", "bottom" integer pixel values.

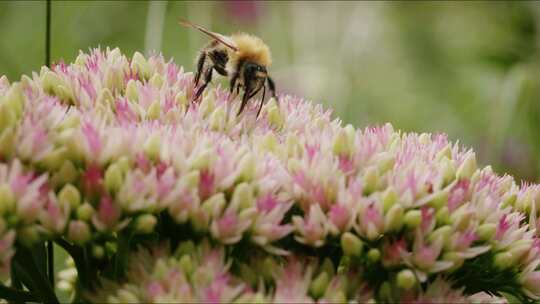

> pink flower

[
  {"left": 328, "top": 204, "right": 350, "bottom": 233},
  {"left": 82, "top": 121, "right": 102, "bottom": 156},
  {"left": 199, "top": 169, "right": 215, "bottom": 200},
  {"left": 383, "top": 238, "right": 407, "bottom": 267},
  {"left": 356, "top": 202, "right": 384, "bottom": 240},
  {"left": 448, "top": 179, "right": 470, "bottom": 211},
  {"left": 92, "top": 196, "right": 121, "bottom": 231},
  {"left": 146, "top": 281, "right": 164, "bottom": 298},
  {"left": 256, "top": 193, "right": 278, "bottom": 213},
  {"left": 82, "top": 164, "right": 103, "bottom": 195}
]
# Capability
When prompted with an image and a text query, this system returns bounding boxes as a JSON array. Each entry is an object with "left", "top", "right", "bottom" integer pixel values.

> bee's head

[{"left": 243, "top": 62, "right": 267, "bottom": 80}]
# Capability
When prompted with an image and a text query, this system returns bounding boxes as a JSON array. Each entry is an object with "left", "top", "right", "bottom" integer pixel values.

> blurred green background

[{"left": 2, "top": 1, "right": 540, "bottom": 183}]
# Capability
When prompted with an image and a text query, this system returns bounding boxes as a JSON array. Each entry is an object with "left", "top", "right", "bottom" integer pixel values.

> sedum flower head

[{"left": 0, "top": 48, "right": 538, "bottom": 302}]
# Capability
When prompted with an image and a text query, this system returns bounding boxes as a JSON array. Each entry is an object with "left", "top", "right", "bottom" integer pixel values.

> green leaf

[
  {"left": 13, "top": 246, "right": 59, "bottom": 304},
  {"left": 0, "top": 283, "right": 36, "bottom": 302},
  {"left": 55, "top": 238, "right": 94, "bottom": 290}
]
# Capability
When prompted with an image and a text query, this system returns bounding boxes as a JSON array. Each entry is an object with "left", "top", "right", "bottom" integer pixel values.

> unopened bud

[
  {"left": 321, "top": 258, "right": 335, "bottom": 277},
  {"left": 436, "top": 144, "right": 452, "bottom": 161},
  {"left": 175, "top": 92, "right": 188, "bottom": 107},
  {"left": 508, "top": 240, "right": 532, "bottom": 263},
  {"left": 179, "top": 170, "right": 200, "bottom": 189},
  {"left": 477, "top": 223, "right": 497, "bottom": 241},
  {"left": 378, "top": 281, "right": 392, "bottom": 302},
  {"left": 428, "top": 191, "right": 449, "bottom": 210},
  {"left": 131, "top": 52, "right": 152, "bottom": 80},
  {"left": 440, "top": 157, "right": 457, "bottom": 186},
  {"left": 382, "top": 187, "right": 398, "bottom": 212},
  {"left": 209, "top": 106, "right": 226, "bottom": 131},
  {"left": 0, "top": 104, "right": 16, "bottom": 132},
  {"left": 374, "top": 152, "right": 395, "bottom": 174},
  {"left": 117, "top": 289, "right": 139, "bottom": 303},
  {"left": 367, "top": 248, "right": 381, "bottom": 263},
  {"left": 363, "top": 167, "right": 378, "bottom": 195},
  {"left": 494, "top": 251, "right": 513, "bottom": 269},
  {"left": 97, "top": 88, "right": 114, "bottom": 108},
  {"left": 384, "top": 204, "right": 404, "bottom": 232},
  {"left": 143, "top": 133, "right": 161, "bottom": 161},
  {"left": 105, "top": 163, "right": 123, "bottom": 194},
  {"left": 450, "top": 207, "right": 473, "bottom": 231},
  {"left": 443, "top": 251, "right": 464, "bottom": 272},
  {"left": 404, "top": 209, "right": 422, "bottom": 229},
  {"left": 456, "top": 153, "right": 477, "bottom": 180},
  {"left": 396, "top": 269, "right": 416, "bottom": 290},
  {"left": 179, "top": 254, "right": 194, "bottom": 275},
  {"left": 0, "top": 184, "right": 15, "bottom": 215},
  {"left": 260, "top": 132, "right": 278, "bottom": 153},
  {"left": 237, "top": 153, "right": 256, "bottom": 182},
  {"left": 40, "top": 148, "right": 67, "bottom": 170},
  {"left": 146, "top": 100, "right": 161, "bottom": 120},
  {"left": 58, "top": 184, "right": 81, "bottom": 209},
  {"left": 309, "top": 272, "right": 329, "bottom": 298},
  {"left": 149, "top": 73, "right": 163, "bottom": 89},
  {"left": 435, "top": 206, "right": 450, "bottom": 225},
  {"left": 428, "top": 225, "right": 452, "bottom": 245},
  {"left": 231, "top": 183, "right": 254, "bottom": 210},
  {"left": 54, "top": 160, "right": 79, "bottom": 185},
  {"left": 341, "top": 232, "right": 363, "bottom": 257},
  {"left": 175, "top": 240, "right": 196, "bottom": 256},
  {"left": 332, "top": 129, "right": 351, "bottom": 156},
  {"left": 134, "top": 214, "right": 157, "bottom": 234},
  {"left": 76, "top": 203, "right": 95, "bottom": 221},
  {"left": 92, "top": 245, "right": 105, "bottom": 259},
  {"left": 199, "top": 93, "right": 215, "bottom": 117},
  {"left": 125, "top": 80, "right": 139, "bottom": 102},
  {"left": 285, "top": 133, "right": 301, "bottom": 157},
  {"left": 190, "top": 150, "right": 211, "bottom": 170},
  {"left": 18, "top": 225, "right": 40, "bottom": 246},
  {"left": 266, "top": 98, "right": 283, "bottom": 128},
  {"left": 501, "top": 193, "right": 517, "bottom": 209},
  {"left": 42, "top": 71, "right": 63, "bottom": 96},
  {"left": 67, "top": 220, "right": 91, "bottom": 244},
  {"left": 201, "top": 193, "right": 226, "bottom": 218},
  {"left": 418, "top": 133, "right": 430, "bottom": 145},
  {"left": 239, "top": 263, "right": 257, "bottom": 286}
]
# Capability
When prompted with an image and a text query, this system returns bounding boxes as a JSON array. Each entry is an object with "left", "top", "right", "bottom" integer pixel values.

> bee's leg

[
  {"left": 194, "top": 67, "right": 213, "bottom": 101},
  {"left": 237, "top": 82, "right": 254, "bottom": 116},
  {"left": 229, "top": 72, "right": 238, "bottom": 98},
  {"left": 237, "top": 90, "right": 250, "bottom": 116},
  {"left": 238, "top": 85, "right": 263, "bottom": 117},
  {"left": 194, "top": 52, "right": 206, "bottom": 86},
  {"left": 267, "top": 76, "right": 277, "bottom": 99},
  {"left": 256, "top": 83, "right": 266, "bottom": 118},
  {"left": 209, "top": 49, "right": 228, "bottom": 76},
  {"left": 213, "top": 64, "right": 228, "bottom": 76}
]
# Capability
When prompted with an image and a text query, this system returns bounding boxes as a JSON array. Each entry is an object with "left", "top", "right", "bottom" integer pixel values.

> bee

[{"left": 179, "top": 19, "right": 276, "bottom": 118}]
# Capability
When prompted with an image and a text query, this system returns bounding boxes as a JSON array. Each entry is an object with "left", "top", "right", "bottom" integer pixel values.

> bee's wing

[{"left": 179, "top": 19, "right": 238, "bottom": 52}]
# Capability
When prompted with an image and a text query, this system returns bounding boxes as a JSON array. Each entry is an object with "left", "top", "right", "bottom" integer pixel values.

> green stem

[{"left": 114, "top": 230, "right": 133, "bottom": 280}]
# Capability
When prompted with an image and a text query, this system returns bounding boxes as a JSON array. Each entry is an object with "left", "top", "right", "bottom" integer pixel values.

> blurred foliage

[{"left": 1, "top": 1, "right": 540, "bottom": 181}]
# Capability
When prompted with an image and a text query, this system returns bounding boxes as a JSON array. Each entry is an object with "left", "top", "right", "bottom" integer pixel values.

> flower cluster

[
  {"left": 0, "top": 48, "right": 539, "bottom": 302},
  {"left": 88, "top": 240, "right": 504, "bottom": 303}
]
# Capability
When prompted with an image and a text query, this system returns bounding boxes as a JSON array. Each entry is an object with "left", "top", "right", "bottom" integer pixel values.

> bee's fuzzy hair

[{"left": 230, "top": 33, "right": 272, "bottom": 67}]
